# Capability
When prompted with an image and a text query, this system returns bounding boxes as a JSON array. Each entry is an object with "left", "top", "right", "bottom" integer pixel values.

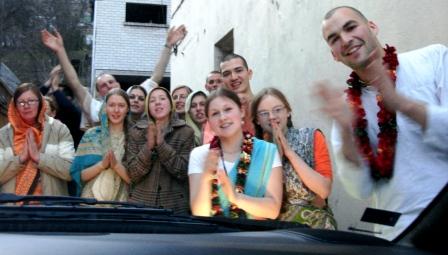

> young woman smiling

[
  {"left": 70, "top": 88, "right": 131, "bottom": 201},
  {"left": 124, "top": 87, "right": 194, "bottom": 214},
  {"left": 188, "top": 88, "right": 283, "bottom": 219}
]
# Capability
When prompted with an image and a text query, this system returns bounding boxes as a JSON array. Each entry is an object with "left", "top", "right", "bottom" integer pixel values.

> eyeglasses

[
  {"left": 129, "top": 95, "right": 145, "bottom": 101},
  {"left": 16, "top": 99, "right": 39, "bottom": 108},
  {"left": 172, "top": 94, "right": 187, "bottom": 100},
  {"left": 257, "top": 106, "right": 286, "bottom": 120}
]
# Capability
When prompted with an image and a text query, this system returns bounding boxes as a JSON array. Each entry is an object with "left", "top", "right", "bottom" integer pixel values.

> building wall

[
  {"left": 169, "top": 0, "right": 448, "bottom": 233},
  {"left": 92, "top": 0, "right": 172, "bottom": 87}
]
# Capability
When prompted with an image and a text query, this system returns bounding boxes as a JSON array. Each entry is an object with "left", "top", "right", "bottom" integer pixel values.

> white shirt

[
  {"left": 332, "top": 44, "right": 448, "bottom": 240},
  {"left": 188, "top": 143, "right": 282, "bottom": 176}
]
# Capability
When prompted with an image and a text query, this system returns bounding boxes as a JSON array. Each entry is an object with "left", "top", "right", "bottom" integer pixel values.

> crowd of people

[{"left": 0, "top": 6, "right": 447, "bottom": 241}]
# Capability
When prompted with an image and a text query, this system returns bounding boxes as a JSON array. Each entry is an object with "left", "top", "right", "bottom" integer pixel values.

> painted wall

[
  {"left": 92, "top": 0, "right": 172, "bottom": 82},
  {"left": 169, "top": 0, "right": 448, "bottom": 233}
]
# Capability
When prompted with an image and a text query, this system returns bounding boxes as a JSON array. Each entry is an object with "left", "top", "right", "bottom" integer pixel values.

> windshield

[{"left": 0, "top": 1, "right": 447, "bottom": 254}]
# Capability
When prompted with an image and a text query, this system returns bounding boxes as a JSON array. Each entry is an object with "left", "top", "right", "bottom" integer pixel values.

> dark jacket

[{"left": 124, "top": 118, "right": 194, "bottom": 214}]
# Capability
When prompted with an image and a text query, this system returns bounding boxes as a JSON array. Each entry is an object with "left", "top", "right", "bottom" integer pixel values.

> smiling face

[
  {"left": 96, "top": 74, "right": 120, "bottom": 97},
  {"left": 128, "top": 87, "right": 146, "bottom": 115},
  {"left": 322, "top": 7, "right": 381, "bottom": 71},
  {"left": 189, "top": 93, "right": 207, "bottom": 126},
  {"left": 172, "top": 87, "right": 190, "bottom": 113},
  {"left": 207, "top": 96, "right": 244, "bottom": 139},
  {"left": 255, "top": 95, "right": 290, "bottom": 135},
  {"left": 16, "top": 90, "right": 41, "bottom": 125},
  {"left": 220, "top": 58, "right": 252, "bottom": 94},
  {"left": 149, "top": 88, "right": 172, "bottom": 122},
  {"left": 105, "top": 94, "right": 129, "bottom": 126}
]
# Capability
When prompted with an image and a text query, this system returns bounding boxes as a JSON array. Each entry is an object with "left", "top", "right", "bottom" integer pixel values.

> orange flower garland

[
  {"left": 209, "top": 131, "right": 253, "bottom": 218},
  {"left": 346, "top": 45, "right": 399, "bottom": 180}
]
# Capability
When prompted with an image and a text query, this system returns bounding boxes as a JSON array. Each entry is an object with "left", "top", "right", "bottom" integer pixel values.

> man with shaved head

[{"left": 318, "top": 6, "right": 448, "bottom": 240}]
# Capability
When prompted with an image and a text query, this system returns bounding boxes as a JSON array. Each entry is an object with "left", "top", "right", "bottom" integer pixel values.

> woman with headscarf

[
  {"left": 70, "top": 88, "right": 131, "bottom": 201},
  {"left": 0, "top": 83, "right": 74, "bottom": 196},
  {"left": 184, "top": 90, "right": 214, "bottom": 146},
  {"left": 126, "top": 85, "right": 147, "bottom": 127},
  {"left": 124, "top": 87, "right": 194, "bottom": 214}
]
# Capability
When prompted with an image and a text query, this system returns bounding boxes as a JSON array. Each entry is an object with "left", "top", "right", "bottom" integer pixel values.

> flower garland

[
  {"left": 346, "top": 44, "right": 399, "bottom": 180},
  {"left": 209, "top": 131, "right": 253, "bottom": 218}
]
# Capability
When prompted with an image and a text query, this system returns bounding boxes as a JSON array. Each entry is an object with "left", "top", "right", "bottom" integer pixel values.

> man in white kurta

[{"left": 320, "top": 6, "right": 448, "bottom": 241}]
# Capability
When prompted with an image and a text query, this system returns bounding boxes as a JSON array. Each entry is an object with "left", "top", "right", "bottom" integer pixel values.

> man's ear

[{"left": 368, "top": 21, "right": 379, "bottom": 35}]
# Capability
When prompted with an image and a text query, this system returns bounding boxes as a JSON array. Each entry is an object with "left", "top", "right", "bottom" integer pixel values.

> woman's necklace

[{"left": 209, "top": 131, "right": 253, "bottom": 218}]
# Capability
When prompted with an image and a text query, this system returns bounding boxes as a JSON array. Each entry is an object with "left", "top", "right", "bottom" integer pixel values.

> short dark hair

[
  {"left": 172, "top": 85, "right": 193, "bottom": 96},
  {"left": 251, "top": 87, "right": 293, "bottom": 139},
  {"left": 206, "top": 70, "right": 222, "bottom": 82},
  {"left": 324, "top": 6, "right": 368, "bottom": 22},
  {"left": 205, "top": 87, "right": 241, "bottom": 118},
  {"left": 220, "top": 53, "right": 249, "bottom": 70}
]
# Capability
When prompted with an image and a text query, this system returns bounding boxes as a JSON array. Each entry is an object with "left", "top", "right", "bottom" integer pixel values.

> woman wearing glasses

[
  {"left": 189, "top": 88, "right": 283, "bottom": 219},
  {"left": 0, "top": 83, "right": 74, "bottom": 196},
  {"left": 251, "top": 87, "right": 337, "bottom": 230}
]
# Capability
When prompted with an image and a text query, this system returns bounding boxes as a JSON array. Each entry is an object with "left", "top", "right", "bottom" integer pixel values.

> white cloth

[
  {"left": 137, "top": 78, "right": 158, "bottom": 94},
  {"left": 332, "top": 44, "right": 448, "bottom": 241},
  {"left": 188, "top": 143, "right": 282, "bottom": 175}
]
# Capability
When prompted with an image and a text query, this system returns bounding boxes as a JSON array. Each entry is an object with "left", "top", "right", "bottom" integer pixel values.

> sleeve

[
  {"left": 272, "top": 149, "right": 282, "bottom": 168},
  {"left": 139, "top": 78, "right": 158, "bottom": 94},
  {"left": 40, "top": 85, "right": 50, "bottom": 95},
  {"left": 52, "top": 90, "right": 81, "bottom": 116},
  {"left": 331, "top": 122, "right": 374, "bottom": 199},
  {"left": 0, "top": 129, "right": 25, "bottom": 184},
  {"left": 124, "top": 127, "right": 154, "bottom": 184},
  {"left": 156, "top": 127, "right": 194, "bottom": 181},
  {"left": 38, "top": 121, "right": 75, "bottom": 181},
  {"left": 188, "top": 145, "right": 207, "bottom": 175},
  {"left": 313, "top": 130, "right": 333, "bottom": 179},
  {"left": 421, "top": 44, "right": 448, "bottom": 151},
  {"left": 89, "top": 98, "right": 102, "bottom": 123}
]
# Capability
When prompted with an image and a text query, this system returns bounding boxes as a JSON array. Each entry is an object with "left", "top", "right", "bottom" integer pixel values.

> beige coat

[{"left": 0, "top": 117, "right": 75, "bottom": 195}]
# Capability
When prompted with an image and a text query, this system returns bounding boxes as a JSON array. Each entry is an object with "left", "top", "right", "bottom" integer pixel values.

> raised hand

[
  {"left": 203, "top": 149, "right": 220, "bottom": 181},
  {"left": 41, "top": 29, "right": 64, "bottom": 52},
  {"left": 101, "top": 151, "right": 111, "bottom": 170},
  {"left": 146, "top": 122, "right": 157, "bottom": 150},
  {"left": 166, "top": 24, "right": 187, "bottom": 48},
  {"left": 271, "top": 121, "right": 287, "bottom": 158},
  {"left": 315, "top": 80, "right": 353, "bottom": 130},
  {"left": 27, "top": 129, "right": 40, "bottom": 163},
  {"left": 19, "top": 133, "right": 30, "bottom": 164},
  {"left": 216, "top": 168, "right": 237, "bottom": 203},
  {"left": 155, "top": 122, "right": 165, "bottom": 146},
  {"left": 108, "top": 150, "right": 118, "bottom": 170}
]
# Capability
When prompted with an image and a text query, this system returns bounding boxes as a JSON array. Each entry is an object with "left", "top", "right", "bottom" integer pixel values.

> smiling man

[
  {"left": 318, "top": 6, "right": 448, "bottom": 240},
  {"left": 220, "top": 54, "right": 255, "bottom": 133}
]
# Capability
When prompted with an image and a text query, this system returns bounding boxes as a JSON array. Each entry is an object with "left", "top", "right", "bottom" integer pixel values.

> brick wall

[{"left": 92, "top": 0, "right": 171, "bottom": 80}]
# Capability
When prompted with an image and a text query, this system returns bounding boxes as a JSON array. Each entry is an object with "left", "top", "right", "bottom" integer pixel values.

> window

[
  {"left": 125, "top": 3, "right": 167, "bottom": 25},
  {"left": 214, "top": 29, "right": 234, "bottom": 69}
]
